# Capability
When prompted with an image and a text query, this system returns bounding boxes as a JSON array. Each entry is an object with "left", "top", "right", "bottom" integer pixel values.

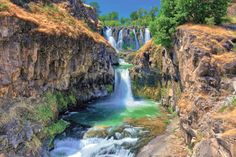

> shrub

[
  {"left": 45, "top": 120, "right": 70, "bottom": 137},
  {"left": 205, "top": 17, "right": 216, "bottom": 26}
]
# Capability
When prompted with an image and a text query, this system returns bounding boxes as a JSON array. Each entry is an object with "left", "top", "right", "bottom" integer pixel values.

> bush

[
  {"left": 45, "top": 120, "right": 70, "bottom": 137},
  {"left": 205, "top": 17, "right": 216, "bottom": 26}
]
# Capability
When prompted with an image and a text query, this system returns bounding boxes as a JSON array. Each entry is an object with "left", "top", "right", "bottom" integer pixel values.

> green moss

[
  {"left": 161, "top": 87, "right": 168, "bottom": 97},
  {"left": 132, "top": 80, "right": 161, "bottom": 101},
  {"left": 54, "top": 91, "right": 77, "bottom": 112},
  {"left": 0, "top": 4, "right": 9, "bottom": 11},
  {"left": 105, "top": 84, "right": 113, "bottom": 94},
  {"left": 45, "top": 120, "right": 70, "bottom": 147},
  {"left": 45, "top": 120, "right": 70, "bottom": 137}
]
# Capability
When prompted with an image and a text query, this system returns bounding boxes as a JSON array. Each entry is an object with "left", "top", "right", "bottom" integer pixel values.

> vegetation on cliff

[{"left": 150, "top": 0, "right": 232, "bottom": 47}]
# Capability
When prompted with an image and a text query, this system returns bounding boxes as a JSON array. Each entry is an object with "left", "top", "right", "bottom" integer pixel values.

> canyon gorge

[{"left": 0, "top": 0, "right": 236, "bottom": 157}]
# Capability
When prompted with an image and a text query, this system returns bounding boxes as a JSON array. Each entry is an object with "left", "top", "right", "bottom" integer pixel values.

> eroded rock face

[
  {"left": 165, "top": 24, "right": 236, "bottom": 156},
  {"left": 0, "top": 16, "right": 117, "bottom": 102},
  {"left": 128, "top": 40, "right": 163, "bottom": 100}
]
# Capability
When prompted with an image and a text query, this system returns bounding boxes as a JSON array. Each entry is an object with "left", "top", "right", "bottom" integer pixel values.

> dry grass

[
  {"left": 0, "top": 0, "right": 108, "bottom": 45},
  {"left": 179, "top": 24, "right": 235, "bottom": 37},
  {"left": 213, "top": 52, "right": 236, "bottom": 64},
  {"left": 177, "top": 93, "right": 193, "bottom": 114}
]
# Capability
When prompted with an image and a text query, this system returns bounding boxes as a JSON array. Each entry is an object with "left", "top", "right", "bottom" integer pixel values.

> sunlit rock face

[
  {"left": 163, "top": 24, "right": 236, "bottom": 157},
  {"left": 128, "top": 40, "right": 163, "bottom": 101}
]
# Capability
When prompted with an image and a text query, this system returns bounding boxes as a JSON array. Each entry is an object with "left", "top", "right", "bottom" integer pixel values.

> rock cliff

[
  {"left": 0, "top": 0, "right": 117, "bottom": 156},
  {"left": 165, "top": 24, "right": 236, "bottom": 156},
  {"left": 128, "top": 40, "right": 163, "bottom": 100},
  {"left": 131, "top": 24, "right": 236, "bottom": 156}
]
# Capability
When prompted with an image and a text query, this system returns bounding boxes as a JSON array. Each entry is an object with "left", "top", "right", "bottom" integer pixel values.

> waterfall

[
  {"left": 145, "top": 28, "right": 151, "bottom": 43},
  {"left": 117, "top": 29, "right": 123, "bottom": 50},
  {"left": 105, "top": 27, "right": 117, "bottom": 51},
  {"left": 132, "top": 29, "right": 139, "bottom": 50},
  {"left": 112, "top": 59, "right": 134, "bottom": 105},
  {"left": 140, "top": 29, "right": 144, "bottom": 45}
]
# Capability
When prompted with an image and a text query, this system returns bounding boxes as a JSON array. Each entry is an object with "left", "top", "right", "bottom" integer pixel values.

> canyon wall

[
  {"left": 130, "top": 24, "right": 236, "bottom": 156},
  {"left": 0, "top": 0, "right": 117, "bottom": 156},
  {"left": 165, "top": 25, "right": 236, "bottom": 156}
]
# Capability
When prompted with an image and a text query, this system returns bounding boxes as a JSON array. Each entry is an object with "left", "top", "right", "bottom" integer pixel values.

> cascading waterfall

[
  {"left": 132, "top": 29, "right": 140, "bottom": 50},
  {"left": 117, "top": 29, "right": 123, "bottom": 50},
  {"left": 50, "top": 29, "right": 159, "bottom": 157},
  {"left": 145, "top": 28, "right": 151, "bottom": 43},
  {"left": 105, "top": 27, "right": 117, "bottom": 51},
  {"left": 140, "top": 29, "right": 144, "bottom": 45},
  {"left": 112, "top": 59, "right": 134, "bottom": 105}
]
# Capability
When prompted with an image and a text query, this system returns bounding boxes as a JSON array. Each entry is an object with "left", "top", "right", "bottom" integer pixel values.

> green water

[{"left": 64, "top": 99, "right": 160, "bottom": 127}]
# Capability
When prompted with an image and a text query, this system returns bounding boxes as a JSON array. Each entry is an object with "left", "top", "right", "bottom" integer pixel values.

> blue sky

[{"left": 85, "top": 0, "right": 161, "bottom": 18}]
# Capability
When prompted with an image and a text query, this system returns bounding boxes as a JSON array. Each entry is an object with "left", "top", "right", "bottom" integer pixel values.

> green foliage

[
  {"left": 45, "top": 120, "right": 70, "bottom": 137},
  {"left": 100, "top": 6, "right": 158, "bottom": 27},
  {"left": 33, "top": 93, "right": 57, "bottom": 124},
  {"left": 32, "top": 91, "right": 77, "bottom": 124},
  {"left": 45, "top": 120, "right": 70, "bottom": 147},
  {"left": 151, "top": 0, "right": 232, "bottom": 47},
  {"left": 161, "top": 87, "right": 168, "bottom": 97},
  {"left": 105, "top": 84, "right": 113, "bottom": 94},
  {"left": 55, "top": 91, "right": 77, "bottom": 112},
  {"left": 0, "top": 3, "right": 9, "bottom": 11},
  {"left": 205, "top": 17, "right": 216, "bottom": 26}
]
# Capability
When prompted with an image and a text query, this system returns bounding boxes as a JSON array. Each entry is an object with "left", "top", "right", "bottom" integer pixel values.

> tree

[
  {"left": 130, "top": 11, "right": 139, "bottom": 21},
  {"left": 109, "top": 12, "right": 119, "bottom": 20},
  {"left": 89, "top": 2, "right": 100, "bottom": 16},
  {"left": 150, "top": 0, "right": 232, "bottom": 47}
]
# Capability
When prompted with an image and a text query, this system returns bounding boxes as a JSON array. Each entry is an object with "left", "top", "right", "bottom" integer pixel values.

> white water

[
  {"left": 145, "top": 28, "right": 151, "bottom": 43},
  {"left": 50, "top": 60, "right": 140, "bottom": 157},
  {"left": 117, "top": 29, "right": 123, "bottom": 50},
  {"left": 112, "top": 59, "right": 134, "bottom": 106},
  {"left": 51, "top": 137, "right": 136, "bottom": 157},
  {"left": 105, "top": 27, "right": 117, "bottom": 51},
  {"left": 140, "top": 29, "right": 144, "bottom": 45},
  {"left": 132, "top": 29, "right": 139, "bottom": 50}
]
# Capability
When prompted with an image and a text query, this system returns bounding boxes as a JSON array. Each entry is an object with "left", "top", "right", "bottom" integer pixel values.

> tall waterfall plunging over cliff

[{"left": 103, "top": 27, "right": 151, "bottom": 52}]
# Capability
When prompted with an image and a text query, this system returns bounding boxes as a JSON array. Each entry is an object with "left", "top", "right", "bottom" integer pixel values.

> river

[{"left": 50, "top": 60, "right": 160, "bottom": 157}]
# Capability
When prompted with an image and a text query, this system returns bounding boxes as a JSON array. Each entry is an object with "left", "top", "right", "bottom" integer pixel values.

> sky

[{"left": 85, "top": 0, "right": 161, "bottom": 18}]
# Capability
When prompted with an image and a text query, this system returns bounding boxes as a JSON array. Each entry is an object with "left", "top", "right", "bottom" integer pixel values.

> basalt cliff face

[
  {"left": 0, "top": 0, "right": 117, "bottom": 100},
  {"left": 128, "top": 40, "right": 163, "bottom": 100},
  {"left": 0, "top": 0, "right": 117, "bottom": 156},
  {"left": 164, "top": 25, "right": 236, "bottom": 156},
  {"left": 131, "top": 24, "right": 236, "bottom": 156}
]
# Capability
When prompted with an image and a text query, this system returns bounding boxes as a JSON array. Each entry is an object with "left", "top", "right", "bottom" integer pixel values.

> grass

[
  {"left": 45, "top": 119, "right": 70, "bottom": 137},
  {"left": 0, "top": 0, "right": 107, "bottom": 44},
  {"left": 45, "top": 119, "right": 70, "bottom": 147},
  {"left": 0, "top": 3, "right": 8, "bottom": 11}
]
